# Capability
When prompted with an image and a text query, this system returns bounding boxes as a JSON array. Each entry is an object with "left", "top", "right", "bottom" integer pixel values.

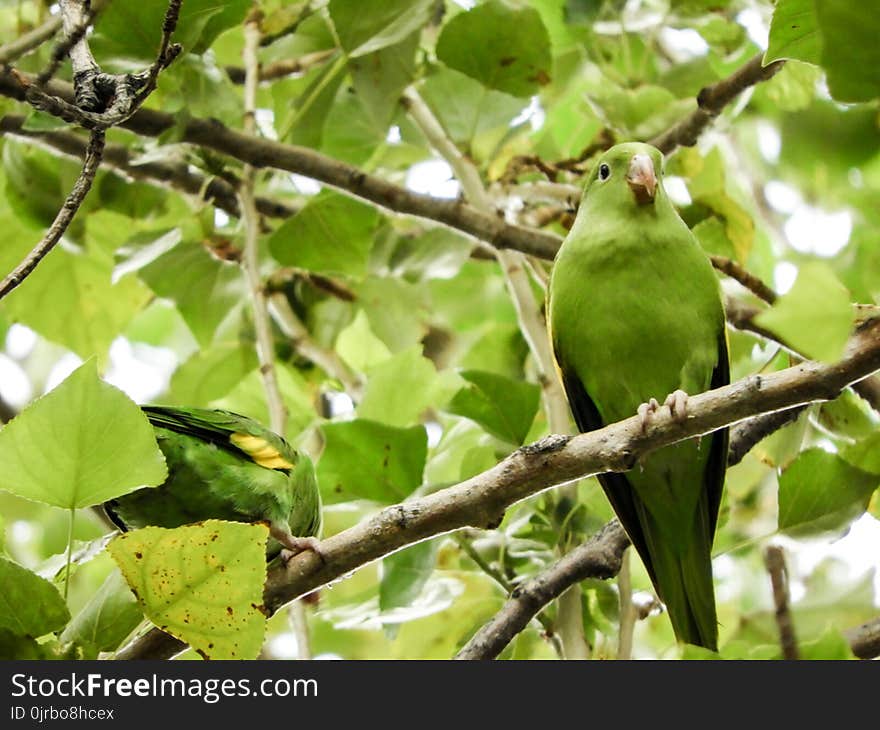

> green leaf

[
  {"left": 357, "top": 276, "right": 428, "bottom": 352},
  {"left": 777, "top": 448, "right": 878, "bottom": 536},
  {"left": 92, "top": 0, "right": 250, "bottom": 60},
  {"left": 358, "top": 347, "right": 439, "bottom": 427},
  {"left": 815, "top": 0, "right": 880, "bottom": 102},
  {"left": 0, "top": 556, "right": 70, "bottom": 638},
  {"left": 329, "top": 0, "right": 435, "bottom": 57},
  {"left": 139, "top": 242, "right": 245, "bottom": 347},
  {"left": 109, "top": 520, "right": 269, "bottom": 660},
  {"left": 168, "top": 343, "right": 259, "bottom": 406},
  {"left": 335, "top": 310, "right": 392, "bottom": 371},
  {"left": 818, "top": 390, "right": 879, "bottom": 441},
  {"left": 349, "top": 32, "right": 420, "bottom": 130},
  {"left": 754, "top": 262, "right": 852, "bottom": 363},
  {"left": 840, "top": 431, "right": 880, "bottom": 476},
  {"left": 765, "top": 0, "right": 822, "bottom": 65},
  {"left": 318, "top": 419, "right": 427, "bottom": 504},
  {"left": 60, "top": 569, "right": 143, "bottom": 657},
  {"left": 379, "top": 539, "right": 438, "bottom": 633},
  {"left": 419, "top": 68, "right": 527, "bottom": 159},
  {"left": 2, "top": 247, "right": 151, "bottom": 362},
  {"left": 446, "top": 370, "right": 540, "bottom": 445},
  {"left": 436, "top": 1, "right": 552, "bottom": 97},
  {"left": 269, "top": 193, "right": 380, "bottom": 278},
  {"left": 0, "top": 360, "right": 167, "bottom": 509},
  {"left": 275, "top": 54, "right": 347, "bottom": 147}
]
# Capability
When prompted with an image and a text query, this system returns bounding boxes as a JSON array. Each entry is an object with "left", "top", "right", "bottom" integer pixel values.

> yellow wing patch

[{"left": 230, "top": 433, "right": 295, "bottom": 470}]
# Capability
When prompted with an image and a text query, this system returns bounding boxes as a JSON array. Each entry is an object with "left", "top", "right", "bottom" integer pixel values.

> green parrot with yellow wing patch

[
  {"left": 548, "top": 142, "right": 729, "bottom": 650},
  {"left": 104, "top": 406, "right": 322, "bottom": 559}
]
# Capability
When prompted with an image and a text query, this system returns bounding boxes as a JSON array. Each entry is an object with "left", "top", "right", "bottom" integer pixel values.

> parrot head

[{"left": 581, "top": 142, "right": 665, "bottom": 211}]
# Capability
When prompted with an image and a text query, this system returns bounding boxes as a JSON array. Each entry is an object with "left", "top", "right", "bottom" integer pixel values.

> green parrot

[
  {"left": 547, "top": 142, "right": 728, "bottom": 651},
  {"left": 103, "top": 406, "right": 323, "bottom": 559}
]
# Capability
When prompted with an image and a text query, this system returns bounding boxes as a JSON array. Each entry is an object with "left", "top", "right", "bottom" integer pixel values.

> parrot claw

[
  {"left": 663, "top": 389, "right": 689, "bottom": 422},
  {"left": 637, "top": 397, "right": 661, "bottom": 432},
  {"left": 271, "top": 524, "right": 325, "bottom": 563}
]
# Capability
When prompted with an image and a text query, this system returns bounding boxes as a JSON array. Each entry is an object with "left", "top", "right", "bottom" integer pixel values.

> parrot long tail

[{"left": 604, "top": 472, "right": 719, "bottom": 651}]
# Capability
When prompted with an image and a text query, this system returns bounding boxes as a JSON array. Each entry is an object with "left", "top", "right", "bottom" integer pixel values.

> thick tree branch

[
  {"left": 0, "top": 114, "right": 297, "bottom": 220},
  {"left": 650, "top": 54, "right": 785, "bottom": 154},
  {"left": 115, "top": 318, "right": 880, "bottom": 659},
  {"left": 845, "top": 617, "right": 880, "bottom": 660}
]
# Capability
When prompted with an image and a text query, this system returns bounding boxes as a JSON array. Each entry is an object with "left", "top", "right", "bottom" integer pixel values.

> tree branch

[
  {"left": 455, "top": 522, "right": 629, "bottom": 660},
  {"left": 764, "top": 544, "right": 799, "bottom": 660},
  {"left": 650, "top": 54, "right": 786, "bottom": 154},
  {"left": 0, "top": 114, "right": 297, "bottom": 220},
  {"left": 114, "top": 318, "right": 880, "bottom": 659},
  {"left": 0, "top": 130, "right": 105, "bottom": 301}
]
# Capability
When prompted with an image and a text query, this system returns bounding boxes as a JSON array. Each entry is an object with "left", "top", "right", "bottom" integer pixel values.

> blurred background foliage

[{"left": 0, "top": 0, "right": 878, "bottom": 659}]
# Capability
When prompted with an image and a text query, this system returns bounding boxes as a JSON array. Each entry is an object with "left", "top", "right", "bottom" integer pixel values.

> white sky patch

[
  {"left": 386, "top": 125, "right": 402, "bottom": 144},
  {"left": 848, "top": 168, "right": 863, "bottom": 188},
  {"left": 255, "top": 108, "right": 277, "bottom": 140},
  {"left": 660, "top": 27, "right": 709, "bottom": 59},
  {"left": 290, "top": 173, "right": 322, "bottom": 195},
  {"left": 510, "top": 97, "right": 546, "bottom": 132},
  {"left": 450, "top": 0, "right": 475, "bottom": 9},
  {"left": 664, "top": 176, "right": 692, "bottom": 206},
  {"left": 757, "top": 121, "right": 781, "bottom": 164},
  {"left": 10, "top": 520, "right": 36, "bottom": 545},
  {"left": 764, "top": 180, "right": 801, "bottom": 214},
  {"left": 774, "top": 261, "right": 798, "bottom": 294},
  {"left": 44, "top": 352, "right": 84, "bottom": 394},
  {"left": 326, "top": 390, "right": 355, "bottom": 419},
  {"left": 0, "top": 354, "right": 33, "bottom": 408},
  {"left": 5, "top": 323, "right": 37, "bottom": 360},
  {"left": 214, "top": 208, "right": 230, "bottom": 228},
  {"left": 266, "top": 632, "right": 301, "bottom": 660},
  {"left": 784, "top": 206, "right": 852, "bottom": 257},
  {"left": 425, "top": 420, "right": 443, "bottom": 449},
  {"left": 405, "top": 159, "right": 460, "bottom": 199},
  {"left": 736, "top": 8, "right": 769, "bottom": 50},
  {"left": 104, "top": 337, "right": 178, "bottom": 403}
]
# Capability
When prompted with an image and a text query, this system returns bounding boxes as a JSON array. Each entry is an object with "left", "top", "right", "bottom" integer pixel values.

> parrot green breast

[
  {"left": 550, "top": 199, "right": 724, "bottom": 523},
  {"left": 104, "top": 407, "right": 322, "bottom": 551}
]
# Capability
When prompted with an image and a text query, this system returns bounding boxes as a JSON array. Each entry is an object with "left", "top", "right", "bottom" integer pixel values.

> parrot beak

[{"left": 626, "top": 154, "right": 657, "bottom": 205}]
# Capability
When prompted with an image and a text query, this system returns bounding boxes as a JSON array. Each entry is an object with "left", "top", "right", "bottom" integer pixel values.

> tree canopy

[{"left": 0, "top": 0, "right": 878, "bottom": 661}]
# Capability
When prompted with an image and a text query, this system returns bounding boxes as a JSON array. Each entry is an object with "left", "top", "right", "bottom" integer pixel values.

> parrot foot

[
  {"left": 271, "top": 524, "right": 325, "bottom": 563},
  {"left": 637, "top": 397, "right": 660, "bottom": 432},
  {"left": 663, "top": 389, "right": 689, "bottom": 422}
]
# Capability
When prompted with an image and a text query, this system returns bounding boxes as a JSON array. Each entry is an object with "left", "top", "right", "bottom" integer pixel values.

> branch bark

[
  {"left": 650, "top": 54, "right": 786, "bottom": 154},
  {"left": 114, "top": 318, "right": 880, "bottom": 659}
]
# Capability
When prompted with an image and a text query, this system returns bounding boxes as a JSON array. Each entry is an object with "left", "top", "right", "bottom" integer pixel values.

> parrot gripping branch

[{"left": 116, "top": 318, "right": 880, "bottom": 660}]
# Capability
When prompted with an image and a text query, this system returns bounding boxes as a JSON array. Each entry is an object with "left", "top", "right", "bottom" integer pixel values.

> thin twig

[
  {"left": 238, "top": 9, "right": 311, "bottom": 661},
  {"left": 0, "top": 130, "right": 105, "bottom": 301},
  {"left": 764, "top": 544, "right": 799, "bottom": 660},
  {"left": 225, "top": 49, "right": 336, "bottom": 84},
  {"left": 650, "top": 54, "right": 786, "bottom": 154},
  {"left": 711, "top": 255, "right": 777, "bottom": 304},
  {"left": 402, "top": 86, "right": 586, "bottom": 657},
  {"left": 0, "top": 14, "right": 62, "bottom": 65},
  {"left": 115, "top": 318, "right": 880, "bottom": 659},
  {"left": 616, "top": 548, "right": 636, "bottom": 660}
]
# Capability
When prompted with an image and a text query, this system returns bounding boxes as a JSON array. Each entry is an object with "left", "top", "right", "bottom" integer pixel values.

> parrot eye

[{"left": 598, "top": 163, "right": 611, "bottom": 181}]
